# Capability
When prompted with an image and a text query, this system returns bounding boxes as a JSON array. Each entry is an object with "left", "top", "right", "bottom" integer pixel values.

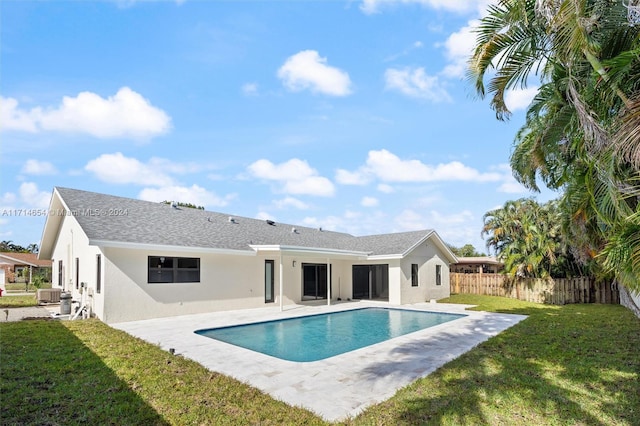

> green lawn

[
  {"left": 1, "top": 295, "right": 639, "bottom": 425},
  {"left": 0, "top": 294, "right": 37, "bottom": 308}
]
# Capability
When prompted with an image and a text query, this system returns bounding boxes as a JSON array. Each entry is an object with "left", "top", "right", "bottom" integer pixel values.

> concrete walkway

[
  {"left": 0, "top": 306, "right": 53, "bottom": 322},
  {"left": 113, "top": 301, "right": 527, "bottom": 422}
]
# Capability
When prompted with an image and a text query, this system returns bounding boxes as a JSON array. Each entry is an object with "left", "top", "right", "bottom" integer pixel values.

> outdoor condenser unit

[{"left": 36, "top": 288, "right": 62, "bottom": 304}]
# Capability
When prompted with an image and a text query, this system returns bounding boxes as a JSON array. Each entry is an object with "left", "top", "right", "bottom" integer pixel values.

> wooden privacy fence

[{"left": 451, "top": 273, "right": 619, "bottom": 305}]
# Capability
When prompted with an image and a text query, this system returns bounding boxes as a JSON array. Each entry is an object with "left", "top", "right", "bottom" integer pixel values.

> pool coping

[{"left": 112, "top": 301, "right": 527, "bottom": 422}]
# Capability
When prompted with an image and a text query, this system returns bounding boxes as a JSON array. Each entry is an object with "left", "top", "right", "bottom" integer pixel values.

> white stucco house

[{"left": 38, "top": 187, "right": 457, "bottom": 323}]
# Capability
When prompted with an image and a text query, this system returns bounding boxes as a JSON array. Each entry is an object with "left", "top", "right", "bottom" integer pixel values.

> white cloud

[
  {"left": 301, "top": 209, "right": 392, "bottom": 236},
  {"left": 255, "top": 211, "right": 274, "bottom": 221},
  {"left": 277, "top": 50, "right": 352, "bottom": 97},
  {"left": 394, "top": 209, "right": 429, "bottom": 230},
  {"left": 247, "top": 158, "right": 335, "bottom": 197},
  {"left": 242, "top": 82, "right": 259, "bottom": 96},
  {"left": 377, "top": 183, "right": 395, "bottom": 193},
  {"left": 361, "top": 0, "right": 482, "bottom": 15},
  {"left": 384, "top": 67, "right": 452, "bottom": 102},
  {"left": 21, "top": 159, "right": 57, "bottom": 175},
  {"left": 361, "top": 196, "right": 379, "bottom": 207},
  {"left": 335, "top": 168, "right": 371, "bottom": 185},
  {"left": 505, "top": 87, "right": 539, "bottom": 112},
  {"left": 138, "top": 184, "right": 230, "bottom": 208},
  {"left": 493, "top": 164, "right": 529, "bottom": 194},
  {"left": 440, "top": 21, "right": 479, "bottom": 78},
  {"left": 85, "top": 152, "right": 174, "bottom": 186},
  {"left": 273, "top": 197, "right": 310, "bottom": 210},
  {"left": 359, "top": 149, "right": 502, "bottom": 183},
  {"left": 18, "top": 182, "right": 51, "bottom": 209},
  {"left": 1, "top": 97, "right": 38, "bottom": 132},
  {"left": 1, "top": 87, "right": 171, "bottom": 140},
  {"left": 394, "top": 208, "right": 481, "bottom": 247}
]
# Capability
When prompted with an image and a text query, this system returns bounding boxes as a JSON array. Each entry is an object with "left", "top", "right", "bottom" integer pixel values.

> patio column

[
  {"left": 327, "top": 258, "right": 331, "bottom": 306},
  {"left": 279, "top": 254, "right": 284, "bottom": 312}
]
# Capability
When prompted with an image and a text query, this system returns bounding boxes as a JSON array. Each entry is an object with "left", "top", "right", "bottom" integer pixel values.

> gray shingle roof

[{"left": 54, "top": 187, "right": 434, "bottom": 256}]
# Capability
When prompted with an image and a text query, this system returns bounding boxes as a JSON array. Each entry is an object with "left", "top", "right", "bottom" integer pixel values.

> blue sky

[{"left": 1, "top": 0, "right": 554, "bottom": 252}]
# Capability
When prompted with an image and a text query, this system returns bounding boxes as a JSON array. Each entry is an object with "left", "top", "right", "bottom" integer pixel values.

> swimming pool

[{"left": 195, "top": 307, "right": 466, "bottom": 362}]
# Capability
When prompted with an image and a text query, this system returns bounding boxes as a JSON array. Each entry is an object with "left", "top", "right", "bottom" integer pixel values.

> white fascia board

[
  {"left": 38, "top": 188, "right": 69, "bottom": 260},
  {"left": 89, "top": 239, "right": 256, "bottom": 256},
  {"left": 250, "top": 244, "right": 371, "bottom": 258},
  {"left": 367, "top": 254, "right": 404, "bottom": 260}
]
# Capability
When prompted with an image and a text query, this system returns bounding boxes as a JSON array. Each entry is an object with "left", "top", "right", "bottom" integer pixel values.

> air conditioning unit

[{"left": 37, "top": 288, "right": 62, "bottom": 304}]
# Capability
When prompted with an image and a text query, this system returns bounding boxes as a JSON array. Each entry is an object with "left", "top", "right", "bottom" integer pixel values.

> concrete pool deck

[{"left": 112, "top": 301, "right": 526, "bottom": 422}]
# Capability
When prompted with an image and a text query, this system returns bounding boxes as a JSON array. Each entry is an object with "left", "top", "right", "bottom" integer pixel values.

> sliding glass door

[
  {"left": 302, "top": 263, "right": 329, "bottom": 300},
  {"left": 352, "top": 264, "right": 389, "bottom": 300}
]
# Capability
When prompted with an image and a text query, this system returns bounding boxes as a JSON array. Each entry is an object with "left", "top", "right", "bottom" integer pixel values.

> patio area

[{"left": 112, "top": 300, "right": 526, "bottom": 422}]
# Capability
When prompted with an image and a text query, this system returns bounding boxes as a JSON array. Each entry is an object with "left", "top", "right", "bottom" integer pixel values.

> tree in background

[
  {"left": 448, "top": 244, "right": 486, "bottom": 257},
  {"left": 482, "top": 198, "right": 589, "bottom": 278},
  {"left": 162, "top": 201, "right": 205, "bottom": 210},
  {"left": 0, "top": 241, "right": 38, "bottom": 253},
  {"left": 470, "top": 0, "right": 640, "bottom": 290}
]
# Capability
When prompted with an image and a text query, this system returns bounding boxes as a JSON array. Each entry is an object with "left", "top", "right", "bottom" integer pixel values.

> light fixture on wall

[{"left": 292, "top": 260, "right": 297, "bottom": 267}]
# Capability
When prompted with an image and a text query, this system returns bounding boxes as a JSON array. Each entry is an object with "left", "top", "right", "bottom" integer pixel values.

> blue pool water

[{"left": 195, "top": 307, "right": 466, "bottom": 362}]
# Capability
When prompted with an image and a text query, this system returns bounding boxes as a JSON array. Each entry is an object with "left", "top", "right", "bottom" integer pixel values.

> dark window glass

[
  {"left": 265, "top": 260, "right": 274, "bottom": 303},
  {"left": 148, "top": 256, "right": 200, "bottom": 283},
  {"left": 75, "top": 258, "right": 80, "bottom": 289},
  {"left": 178, "top": 257, "right": 198, "bottom": 269},
  {"left": 96, "top": 255, "right": 101, "bottom": 294},
  {"left": 411, "top": 263, "right": 419, "bottom": 287},
  {"left": 58, "top": 260, "right": 63, "bottom": 287},
  {"left": 436, "top": 265, "right": 442, "bottom": 286}
]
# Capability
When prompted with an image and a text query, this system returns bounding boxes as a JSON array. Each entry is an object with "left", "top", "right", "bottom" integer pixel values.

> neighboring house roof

[
  {"left": 0, "top": 252, "right": 52, "bottom": 267},
  {"left": 454, "top": 256, "right": 502, "bottom": 265},
  {"left": 39, "top": 187, "right": 457, "bottom": 262}
]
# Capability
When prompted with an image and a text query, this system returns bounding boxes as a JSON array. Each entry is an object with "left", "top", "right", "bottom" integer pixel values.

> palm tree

[
  {"left": 483, "top": 198, "right": 587, "bottom": 278},
  {"left": 471, "top": 0, "right": 640, "bottom": 291}
]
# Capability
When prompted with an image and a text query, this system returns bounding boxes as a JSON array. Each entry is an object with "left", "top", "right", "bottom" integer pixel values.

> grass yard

[
  {"left": 1, "top": 295, "right": 639, "bottom": 425},
  {"left": 4, "top": 281, "right": 52, "bottom": 292},
  {"left": 0, "top": 294, "right": 37, "bottom": 308}
]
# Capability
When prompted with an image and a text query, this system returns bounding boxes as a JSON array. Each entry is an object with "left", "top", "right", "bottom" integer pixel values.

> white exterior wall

[
  {"left": 100, "top": 251, "right": 362, "bottom": 323},
  {"left": 387, "top": 261, "right": 403, "bottom": 304},
  {"left": 101, "top": 248, "right": 312, "bottom": 323},
  {"left": 49, "top": 215, "right": 103, "bottom": 318},
  {"left": 400, "top": 242, "right": 450, "bottom": 304}
]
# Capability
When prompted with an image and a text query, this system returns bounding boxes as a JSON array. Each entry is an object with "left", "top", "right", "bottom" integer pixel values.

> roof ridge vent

[
  {"left": 228, "top": 216, "right": 237, "bottom": 223},
  {"left": 291, "top": 227, "right": 298, "bottom": 233},
  {"left": 318, "top": 227, "right": 323, "bottom": 232},
  {"left": 266, "top": 220, "right": 275, "bottom": 226}
]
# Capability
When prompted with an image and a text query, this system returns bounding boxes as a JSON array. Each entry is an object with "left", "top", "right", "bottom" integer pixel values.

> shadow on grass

[
  {"left": 349, "top": 304, "right": 640, "bottom": 425},
  {"left": 0, "top": 320, "right": 169, "bottom": 426}
]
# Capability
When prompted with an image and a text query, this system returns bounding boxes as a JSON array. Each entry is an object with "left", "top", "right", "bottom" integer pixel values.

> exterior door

[
  {"left": 352, "top": 264, "right": 389, "bottom": 300},
  {"left": 302, "top": 263, "right": 328, "bottom": 300}
]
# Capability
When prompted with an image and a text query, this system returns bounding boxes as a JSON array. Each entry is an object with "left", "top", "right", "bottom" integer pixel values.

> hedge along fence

[{"left": 451, "top": 273, "right": 620, "bottom": 305}]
